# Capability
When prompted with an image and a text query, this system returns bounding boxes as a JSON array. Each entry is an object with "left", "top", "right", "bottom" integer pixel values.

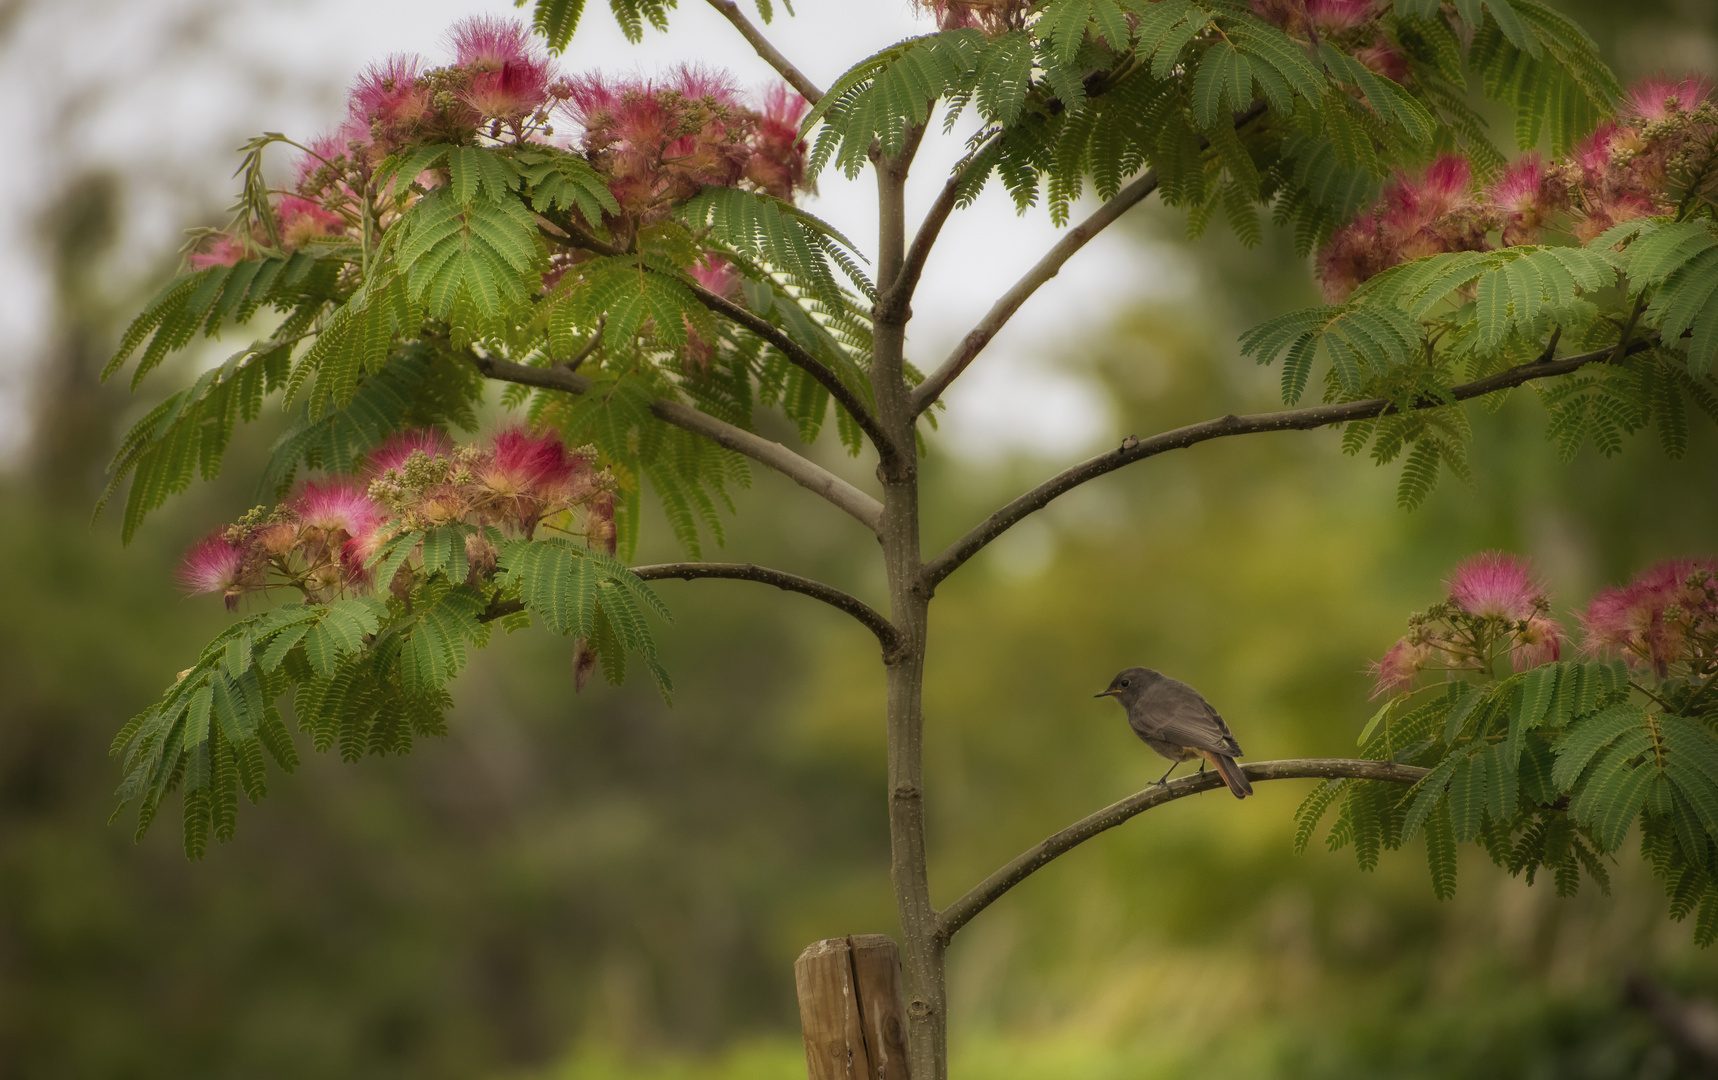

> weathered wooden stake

[{"left": 794, "top": 934, "right": 911, "bottom": 1080}]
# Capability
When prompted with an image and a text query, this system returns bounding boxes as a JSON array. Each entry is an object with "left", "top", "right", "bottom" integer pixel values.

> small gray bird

[{"left": 1095, "top": 666, "right": 1254, "bottom": 799}]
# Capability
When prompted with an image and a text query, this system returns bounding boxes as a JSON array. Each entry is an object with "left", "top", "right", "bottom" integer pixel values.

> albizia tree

[{"left": 101, "top": 0, "right": 1718, "bottom": 1075}]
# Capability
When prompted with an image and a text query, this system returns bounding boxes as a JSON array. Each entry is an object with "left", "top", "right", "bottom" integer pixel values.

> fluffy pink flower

[
  {"left": 451, "top": 16, "right": 552, "bottom": 121},
  {"left": 477, "top": 428, "right": 590, "bottom": 532},
  {"left": 1581, "top": 558, "right": 1718, "bottom": 673},
  {"left": 1317, "top": 213, "right": 1386, "bottom": 302},
  {"left": 1446, "top": 551, "right": 1545, "bottom": 622},
  {"left": 1307, "top": 0, "right": 1375, "bottom": 34},
  {"left": 291, "top": 478, "right": 381, "bottom": 540},
  {"left": 348, "top": 53, "right": 430, "bottom": 152},
  {"left": 365, "top": 428, "right": 454, "bottom": 476},
  {"left": 1380, "top": 156, "right": 1486, "bottom": 260},
  {"left": 1574, "top": 121, "right": 1625, "bottom": 186},
  {"left": 1625, "top": 75, "right": 1714, "bottom": 123},
  {"left": 746, "top": 83, "right": 810, "bottom": 199},
  {"left": 189, "top": 233, "right": 247, "bottom": 269},
  {"left": 1489, "top": 154, "right": 1554, "bottom": 245},
  {"left": 1513, "top": 615, "right": 1564, "bottom": 670},
  {"left": 277, "top": 194, "right": 344, "bottom": 249},
  {"left": 688, "top": 253, "right": 739, "bottom": 297},
  {"left": 917, "top": 0, "right": 1032, "bottom": 33},
  {"left": 563, "top": 67, "right": 752, "bottom": 222},
  {"left": 1372, "top": 638, "right": 1431, "bottom": 698},
  {"left": 178, "top": 532, "right": 249, "bottom": 609},
  {"left": 1353, "top": 36, "right": 1409, "bottom": 83}
]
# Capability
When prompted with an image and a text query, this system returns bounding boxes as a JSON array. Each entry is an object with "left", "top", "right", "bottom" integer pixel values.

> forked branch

[
  {"left": 536, "top": 224, "right": 893, "bottom": 462},
  {"left": 702, "top": 0, "right": 824, "bottom": 105},
  {"left": 631, "top": 562, "right": 900, "bottom": 653},
  {"left": 686, "top": 280, "right": 897, "bottom": 460},
  {"left": 910, "top": 100, "right": 1269, "bottom": 416},
  {"left": 936, "top": 757, "right": 1429, "bottom": 942},
  {"left": 922, "top": 339, "right": 1651, "bottom": 587},
  {"left": 469, "top": 353, "right": 883, "bottom": 532}
]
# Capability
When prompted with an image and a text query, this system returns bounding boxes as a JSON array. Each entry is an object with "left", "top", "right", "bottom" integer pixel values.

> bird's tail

[{"left": 1203, "top": 751, "right": 1253, "bottom": 799}]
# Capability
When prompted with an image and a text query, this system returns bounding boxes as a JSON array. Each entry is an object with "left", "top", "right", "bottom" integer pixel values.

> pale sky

[{"left": 0, "top": 0, "right": 1190, "bottom": 464}]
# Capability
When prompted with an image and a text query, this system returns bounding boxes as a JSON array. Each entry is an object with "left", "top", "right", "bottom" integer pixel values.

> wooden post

[{"left": 794, "top": 934, "right": 911, "bottom": 1080}]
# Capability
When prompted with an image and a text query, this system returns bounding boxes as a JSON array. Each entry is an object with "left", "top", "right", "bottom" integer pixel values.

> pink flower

[
  {"left": 1353, "top": 36, "right": 1409, "bottom": 83},
  {"left": 1317, "top": 213, "right": 1386, "bottom": 302},
  {"left": 348, "top": 53, "right": 430, "bottom": 152},
  {"left": 476, "top": 428, "right": 591, "bottom": 533},
  {"left": 746, "top": 83, "right": 811, "bottom": 199},
  {"left": 1625, "top": 75, "right": 1714, "bottom": 123},
  {"left": 189, "top": 233, "right": 247, "bottom": 269},
  {"left": 1307, "top": 0, "right": 1375, "bottom": 34},
  {"left": 277, "top": 194, "right": 344, "bottom": 249},
  {"left": 1574, "top": 121, "right": 1625, "bottom": 186},
  {"left": 177, "top": 532, "right": 249, "bottom": 609},
  {"left": 1512, "top": 615, "right": 1564, "bottom": 670},
  {"left": 365, "top": 428, "right": 453, "bottom": 477},
  {"left": 917, "top": 0, "right": 1032, "bottom": 33},
  {"left": 1581, "top": 558, "right": 1718, "bottom": 674},
  {"left": 1489, "top": 154, "right": 1553, "bottom": 245},
  {"left": 1446, "top": 551, "right": 1545, "bottom": 621},
  {"left": 562, "top": 67, "right": 753, "bottom": 221},
  {"left": 451, "top": 16, "right": 553, "bottom": 121},
  {"left": 1372, "top": 637, "right": 1431, "bottom": 698},
  {"left": 291, "top": 478, "right": 381, "bottom": 540},
  {"left": 688, "top": 253, "right": 739, "bottom": 297}
]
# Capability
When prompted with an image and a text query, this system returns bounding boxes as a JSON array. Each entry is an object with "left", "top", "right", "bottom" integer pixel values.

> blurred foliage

[{"left": 5, "top": 1, "right": 1718, "bottom": 1078}]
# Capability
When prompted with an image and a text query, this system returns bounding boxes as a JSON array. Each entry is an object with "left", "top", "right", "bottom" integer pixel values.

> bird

[{"left": 1094, "top": 666, "right": 1254, "bottom": 799}]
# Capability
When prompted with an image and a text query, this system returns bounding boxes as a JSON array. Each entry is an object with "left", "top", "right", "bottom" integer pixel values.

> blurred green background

[{"left": 4, "top": 1, "right": 1718, "bottom": 1078}]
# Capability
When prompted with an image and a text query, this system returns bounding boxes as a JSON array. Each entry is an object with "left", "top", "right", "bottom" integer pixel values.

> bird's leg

[
  {"left": 1155, "top": 762, "right": 1179, "bottom": 785},
  {"left": 1197, "top": 759, "right": 1207, "bottom": 774}
]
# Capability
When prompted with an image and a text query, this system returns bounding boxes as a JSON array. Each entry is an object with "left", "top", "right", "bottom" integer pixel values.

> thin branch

[
  {"left": 684, "top": 279, "right": 897, "bottom": 459},
  {"left": 630, "top": 562, "right": 901, "bottom": 653},
  {"left": 910, "top": 100, "right": 1270, "bottom": 417},
  {"left": 936, "top": 757, "right": 1429, "bottom": 942},
  {"left": 469, "top": 352, "right": 883, "bottom": 532},
  {"left": 922, "top": 339, "right": 1651, "bottom": 587},
  {"left": 882, "top": 134, "right": 1000, "bottom": 323},
  {"left": 533, "top": 221, "right": 896, "bottom": 460},
  {"left": 702, "top": 0, "right": 823, "bottom": 105}
]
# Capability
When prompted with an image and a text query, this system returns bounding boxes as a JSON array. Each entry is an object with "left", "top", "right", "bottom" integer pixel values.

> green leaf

[{"left": 1552, "top": 703, "right": 1646, "bottom": 789}]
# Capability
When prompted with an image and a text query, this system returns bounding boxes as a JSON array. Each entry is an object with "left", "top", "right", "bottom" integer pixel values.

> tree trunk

[{"left": 869, "top": 139, "right": 946, "bottom": 1080}]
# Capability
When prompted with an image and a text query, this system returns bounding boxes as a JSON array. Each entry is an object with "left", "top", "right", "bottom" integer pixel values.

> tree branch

[
  {"left": 630, "top": 562, "right": 900, "bottom": 653},
  {"left": 469, "top": 352, "right": 883, "bottom": 532},
  {"left": 881, "top": 135, "right": 999, "bottom": 324},
  {"left": 685, "top": 280, "right": 897, "bottom": 460},
  {"left": 702, "top": 0, "right": 823, "bottom": 105},
  {"left": 910, "top": 100, "right": 1270, "bottom": 417},
  {"left": 922, "top": 339, "right": 1651, "bottom": 587},
  {"left": 936, "top": 757, "right": 1428, "bottom": 942},
  {"left": 538, "top": 208, "right": 895, "bottom": 460}
]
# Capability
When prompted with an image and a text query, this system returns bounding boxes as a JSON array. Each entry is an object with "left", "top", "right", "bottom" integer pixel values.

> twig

[
  {"left": 631, "top": 562, "right": 900, "bottom": 653},
  {"left": 468, "top": 352, "right": 883, "bottom": 532},
  {"left": 935, "top": 757, "right": 1429, "bottom": 942},
  {"left": 536, "top": 222, "right": 896, "bottom": 462},
  {"left": 880, "top": 134, "right": 1001, "bottom": 323},
  {"left": 685, "top": 280, "right": 897, "bottom": 460},
  {"left": 702, "top": 0, "right": 823, "bottom": 105},
  {"left": 922, "top": 338, "right": 1653, "bottom": 587},
  {"left": 910, "top": 99, "right": 1270, "bottom": 416}
]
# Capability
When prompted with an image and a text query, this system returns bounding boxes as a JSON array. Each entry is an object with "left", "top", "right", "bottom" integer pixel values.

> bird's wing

[{"left": 1137, "top": 679, "right": 1244, "bottom": 757}]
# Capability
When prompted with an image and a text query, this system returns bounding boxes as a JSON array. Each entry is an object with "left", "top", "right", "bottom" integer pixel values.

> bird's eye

[{"left": 1120, "top": 679, "right": 1129, "bottom": 687}]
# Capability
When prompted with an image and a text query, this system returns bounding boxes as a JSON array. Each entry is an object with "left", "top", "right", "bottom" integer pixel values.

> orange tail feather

[{"left": 1201, "top": 750, "right": 1253, "bottom": 799}]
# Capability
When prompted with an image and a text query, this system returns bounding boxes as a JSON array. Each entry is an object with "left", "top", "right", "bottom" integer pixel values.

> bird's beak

[{"left": 1093, "top": 690, "right": 1117, "bottom": 698}]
